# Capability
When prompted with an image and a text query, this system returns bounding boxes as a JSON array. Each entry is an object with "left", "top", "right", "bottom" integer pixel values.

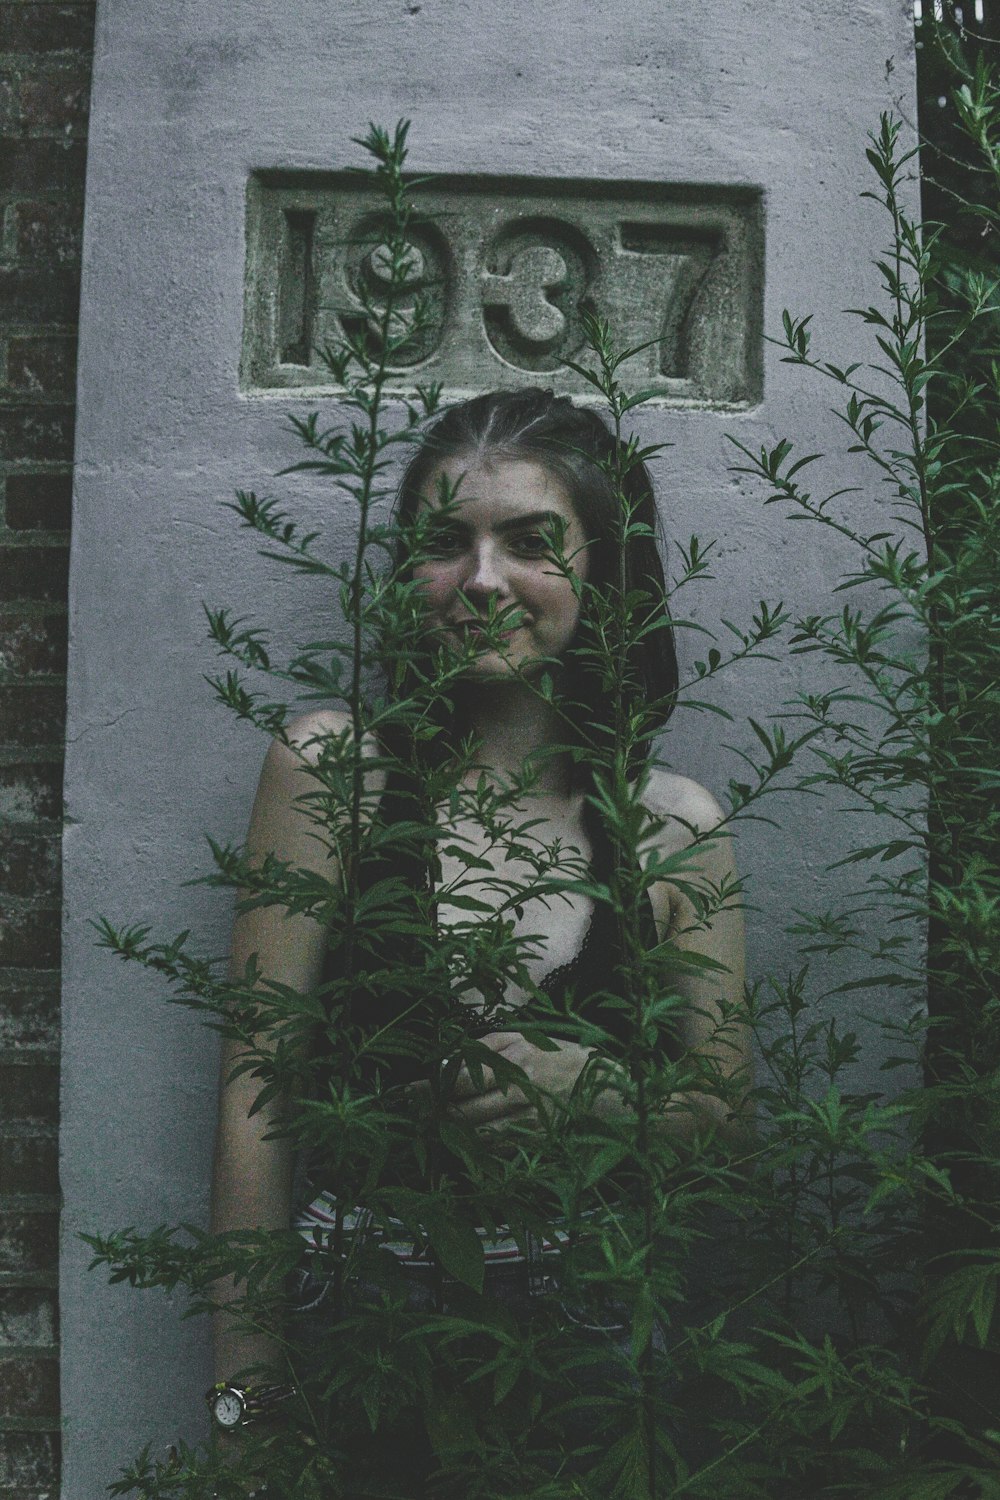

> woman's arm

[
  {"left": 211, "top": 711, "right": 344, "bottom": 1384},
  {"left": 641, "top": 771, "right": 750, "bottom": 1148}
]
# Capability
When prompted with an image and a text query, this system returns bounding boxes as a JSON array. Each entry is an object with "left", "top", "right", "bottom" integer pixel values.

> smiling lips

[{"left": 449, "top": 616, "right": 525, "bottom": 642}]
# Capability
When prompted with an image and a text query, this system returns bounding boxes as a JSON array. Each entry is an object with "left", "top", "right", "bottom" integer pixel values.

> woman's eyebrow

[{"left": 494, "top": 509, "right": 565, "bottom": 533}]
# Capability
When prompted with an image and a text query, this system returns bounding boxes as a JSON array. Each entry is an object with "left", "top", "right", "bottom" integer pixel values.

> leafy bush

[{"left": 88, "top": 61, "right": 1000, "bottom": 1497}]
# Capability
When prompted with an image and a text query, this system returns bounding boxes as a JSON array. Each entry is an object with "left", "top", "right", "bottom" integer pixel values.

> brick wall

[{"left": 0, "top": 2, "right": 94, "bottom": 1493}]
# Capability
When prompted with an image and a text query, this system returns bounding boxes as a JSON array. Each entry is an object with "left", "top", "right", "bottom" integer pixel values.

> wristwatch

[{"left": 205, "top": 1381, "right": 295, "bottom": 1430}]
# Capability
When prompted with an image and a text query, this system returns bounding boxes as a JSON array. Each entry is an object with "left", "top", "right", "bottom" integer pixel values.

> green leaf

[
  {"left": 423, "top": 1387, "right": 480, "bottom": 1457},
  {"left": 421, "top": 1206, "right": 484, "bottom": 1293},
  {"left": 631, "top": 1280, "right": 655, "bottom": 1361}
]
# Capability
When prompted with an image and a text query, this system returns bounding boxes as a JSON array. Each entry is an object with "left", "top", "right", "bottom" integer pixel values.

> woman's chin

[
  {"left": 456, "top": 658, "right": 561, "bottom": 693},
  {"left": 457, "top": 656, "right": 520, "bottom": 682}
]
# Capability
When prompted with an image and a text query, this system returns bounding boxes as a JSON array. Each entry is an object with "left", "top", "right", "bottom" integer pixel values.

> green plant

[
  {"left": 727, "top": 68, "right": 1000, "bottom": 1489},
  {"left": 87, "top": 60, "right": 1000, "bottom": 1498}
]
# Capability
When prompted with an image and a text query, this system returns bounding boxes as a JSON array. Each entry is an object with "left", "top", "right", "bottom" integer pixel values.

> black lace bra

[{"left": 317, "top": 771, "right": 680, "bottom": 1086}]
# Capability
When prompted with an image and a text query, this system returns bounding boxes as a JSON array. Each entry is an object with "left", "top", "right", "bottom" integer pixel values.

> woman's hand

[{"left": 447, "top": 1031, "right": 594, "bottom": 1128}]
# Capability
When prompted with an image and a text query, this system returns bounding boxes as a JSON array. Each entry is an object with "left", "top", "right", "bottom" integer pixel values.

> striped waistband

[{"left": 295, "top": 1189, "right": 567, "bottom": 1267}]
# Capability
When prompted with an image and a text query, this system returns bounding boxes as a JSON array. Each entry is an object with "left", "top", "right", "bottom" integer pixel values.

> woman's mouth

[{"left": 449, "top": 617, "right": 523, "bottom": 643}]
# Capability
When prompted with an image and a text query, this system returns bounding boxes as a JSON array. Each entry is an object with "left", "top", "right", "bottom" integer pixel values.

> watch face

[{"left": 212, "top": 1388, "right": 245, "bottom": 1428}]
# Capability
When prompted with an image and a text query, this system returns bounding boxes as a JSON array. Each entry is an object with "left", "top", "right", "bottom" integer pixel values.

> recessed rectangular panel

[{"left": 242, "top": 173, "right": 764, "bottom": 407}]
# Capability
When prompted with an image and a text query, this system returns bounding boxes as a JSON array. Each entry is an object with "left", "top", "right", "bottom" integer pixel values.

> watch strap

[{"left": 206, "top": 1380, "right": 296, "bottom": 1428}]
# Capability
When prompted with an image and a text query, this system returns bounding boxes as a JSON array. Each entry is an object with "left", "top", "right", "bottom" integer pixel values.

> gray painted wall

[{"left": 65, "top": 1, "right": 919, "bottom": 1491}]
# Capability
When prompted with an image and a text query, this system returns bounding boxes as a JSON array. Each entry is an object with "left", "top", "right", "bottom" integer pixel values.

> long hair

[{"left": 388, "top": 387, "right": 678, "bottom": 774}]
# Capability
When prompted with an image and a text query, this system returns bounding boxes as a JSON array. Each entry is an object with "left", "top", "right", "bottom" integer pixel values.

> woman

[{"left": 210, "top": 389, "right": 749, "bottom": 1472}]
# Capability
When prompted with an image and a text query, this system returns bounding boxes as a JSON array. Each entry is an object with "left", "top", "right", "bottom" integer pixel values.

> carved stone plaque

[{"left": 242, "top": 173, "right": 763, "bottom": 407}]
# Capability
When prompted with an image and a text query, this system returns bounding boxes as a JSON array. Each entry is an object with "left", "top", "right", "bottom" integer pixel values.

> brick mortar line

[
  {"left": 0, "top": 667, "right": 69, "bottom": 678},
  {"left": 0, "top": 677, "right": 68, "bottom": 688},
  {"left": 0, "top": 56, "right": 92, "bottom": 64},
  {"left": 0, "top": 545, "right": 71, "bottom": 556},
  {"left": 0, "top": 756, "right": 66, "bottom": 768},
  {"left": 0, "top": 64, "right": 91, "bottom": 75},
  {"left": 0, "top": 64, "right": 91, "bottom": 73},
  {"left": 0, "top": 603, "right": 70, "bottom": 615},
  {"left": 0, "top": 367, "right": 79, "bottom": 376},
  {"left": 0, "top": 130, "right": 89, "bottom": 141},
  {"left": 0, "top": 772, "right": 66, "bottom": 783},
  {"left": 0, "top": 37, "right": 95, "bottom": 46},
  {"left": 0, "top": 524, "right": 72, "bottom": 535},
  {"left": 0, "top": 191, "right": 84, "bottom": 204},
  {"left": 0, "top": 395, "right": 77, "bottom": 406},
  {"left": 0, "top": 696, "right": 67, "bottom": 708},
  {"left": 0, "top": 204, "right": 84, "bottom": 218},
  {"left": 0, "top": 893, "right": 66, "bottom": 909},
  {"left": 0, "top": 819, "right": 62, "bottom": 833},
  {"left": 0, "top": 195, "right": 85, "bottom": 207},
  {"left": 0, "top": 1417, "right": 63, "bottom": 1435},
  {"left": 0, "top": 139, "right": 88, "bottom": 150},
  {"left": 0, "top": 468, "right": 73, "bottom": 477},
  {"left": 0, "top": 608, "right": 70, "bottom": 621},
  {"left": 0, "top": 750, "right": 63, "bottom": 764},
  {"left": 0, "top": 396, "right": 77, "bottom": 410}
]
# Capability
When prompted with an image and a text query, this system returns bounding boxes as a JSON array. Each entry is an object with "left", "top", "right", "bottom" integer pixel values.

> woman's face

[{"left": 412, "top": 454, "right": 590, "bottom": 679}]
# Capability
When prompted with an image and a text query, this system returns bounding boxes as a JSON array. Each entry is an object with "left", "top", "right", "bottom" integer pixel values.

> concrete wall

[{"left": 65, "top": 0, "right": 918, "bottom": 1491}]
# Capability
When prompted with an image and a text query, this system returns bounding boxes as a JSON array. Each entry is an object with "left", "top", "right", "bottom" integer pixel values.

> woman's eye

[
  {"left": 423, "top": 525, "right": 463, "bottom": 557},
  {"left": 510, "top": 531, "right": 551, "bottom": 557}
]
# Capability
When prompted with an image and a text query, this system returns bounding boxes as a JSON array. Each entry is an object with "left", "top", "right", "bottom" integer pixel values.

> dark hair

[{"left": 393, "top": 387, "right": 678, "bottom": 766}]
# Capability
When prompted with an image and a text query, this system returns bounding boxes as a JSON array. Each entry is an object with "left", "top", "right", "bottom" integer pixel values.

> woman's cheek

[{"left": 412, "top": 565, "right": 454, "bottom": 619}]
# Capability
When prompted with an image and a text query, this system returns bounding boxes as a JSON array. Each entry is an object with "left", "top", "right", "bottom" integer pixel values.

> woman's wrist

[{"left": 206, "top": 1378, "right": 296, "bottom": 1432}]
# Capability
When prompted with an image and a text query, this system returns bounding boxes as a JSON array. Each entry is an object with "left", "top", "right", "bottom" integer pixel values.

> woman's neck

[{"left": 454, "top": 679, "right": 575, "bottom": 797}]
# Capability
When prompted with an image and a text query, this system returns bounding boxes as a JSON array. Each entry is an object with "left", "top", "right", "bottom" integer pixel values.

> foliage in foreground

[{"left": 87, "top": 68, "right": 1000, "bottom": 1500}]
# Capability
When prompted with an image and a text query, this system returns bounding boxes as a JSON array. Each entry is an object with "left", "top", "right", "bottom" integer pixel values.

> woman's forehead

[{"left": 421, "top": 453, "right": 578, "bottom": 517}]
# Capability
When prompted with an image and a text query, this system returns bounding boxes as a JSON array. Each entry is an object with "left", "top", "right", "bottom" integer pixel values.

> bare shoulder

[
  {"left": 250, "top": 710, "right": 348, "bottom": 814},
  {"left": 255, "top": 708, "right": 382, "bottom": 823},
  {"left": 641, "top": 768, "right": 726, "bottom": 843},
  {"left": 247, "top": 709, "right": 380, "bottom": 866},
  {"left": 280, "top": 708, "right": 352, "bottom": 766},
  {"left": 640, "top": 770, "right": 741, "bottom": 944},
  {"left": 258, "top": 708, "right": 364, "bottom": 781}
]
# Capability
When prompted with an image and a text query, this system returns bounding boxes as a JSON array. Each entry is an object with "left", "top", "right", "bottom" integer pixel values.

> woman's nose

[{"left": 462, "top": 542, "right": 508, "bottom": 598}]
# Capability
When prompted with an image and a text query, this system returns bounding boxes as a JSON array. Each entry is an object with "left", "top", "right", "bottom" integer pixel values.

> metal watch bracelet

[{"left": 206, "top": 1380, "right": 296, "bottom": 1430}]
